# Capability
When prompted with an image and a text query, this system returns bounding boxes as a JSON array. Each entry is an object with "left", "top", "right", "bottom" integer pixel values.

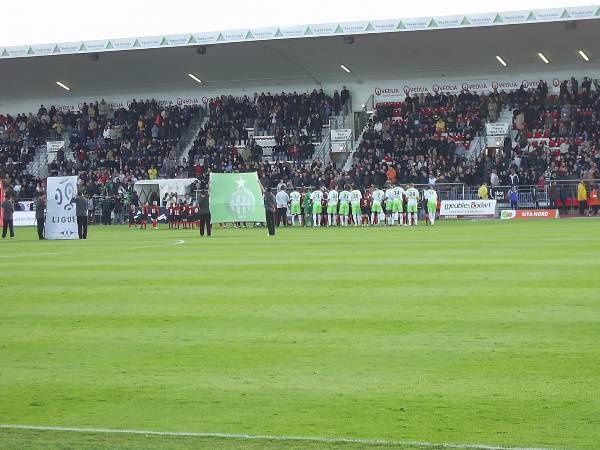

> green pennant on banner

[{"left": 209, "top": 172, "right": 266, "bottom": 224}]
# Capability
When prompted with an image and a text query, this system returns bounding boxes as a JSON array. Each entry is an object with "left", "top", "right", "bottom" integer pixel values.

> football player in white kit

[
  {"left": 405, "top": 183, "right": 420, "bottom": 226},
  {"left": 326, "top": 186, "right": 339, "bottom": 227}
]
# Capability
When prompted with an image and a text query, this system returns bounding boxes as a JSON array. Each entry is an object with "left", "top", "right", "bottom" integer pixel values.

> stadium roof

[
  {"left": 1, "top": 5, "right": 598, "bottom": 59},
  {"left": 1, "top": 14, "right": 599, "bottom": 103}
]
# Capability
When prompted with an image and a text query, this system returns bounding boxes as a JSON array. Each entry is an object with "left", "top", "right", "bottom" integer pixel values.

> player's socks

[
  {"left": 313, "top": 214, "right": 318, "bottom": 227},
  {"left": 370, "top": 213, "right": 375, "bottom": 225}
]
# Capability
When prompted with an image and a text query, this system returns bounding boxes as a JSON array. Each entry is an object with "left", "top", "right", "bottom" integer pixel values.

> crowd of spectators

[
  {"left": 3, "top": 80, "right": 600, "bottom": 207},
  {"left": 508, "top": 76, "right": 600, "bottom": 185},
  {"left": 1, "top": 105, "right": 64, "bottom": 199},
  {"left": 353, "top": 77, "right": 600, "bottom": 190},
  {"left": 187, "top": 88, "right": 350, "bottom": 172},
  {"left": 1, "top": 99, "right": 200, "bottom": 199}
]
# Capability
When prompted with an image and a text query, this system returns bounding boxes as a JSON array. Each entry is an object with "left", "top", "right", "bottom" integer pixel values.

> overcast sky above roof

[{"left": 1, "top": 0, "right": 594, "bottom": 47}]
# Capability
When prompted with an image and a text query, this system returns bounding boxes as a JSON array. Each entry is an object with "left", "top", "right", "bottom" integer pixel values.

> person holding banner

[
  {"left": 34, "top": 193, "right": 46, "bottom": 239},
  {"left": 1, "top": 192, "right": 15, "bottom": 239},
  {"left": 70, "top": 192, "right": 89, "bottom": 239}
]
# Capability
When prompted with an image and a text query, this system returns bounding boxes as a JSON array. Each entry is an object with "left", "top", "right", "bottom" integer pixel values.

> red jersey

[
  {"left": 150, "top": 206, "right": 159, "bottom": 217},
  {"left": 361, "top": 194, "right": 371, "bottom": 209}
]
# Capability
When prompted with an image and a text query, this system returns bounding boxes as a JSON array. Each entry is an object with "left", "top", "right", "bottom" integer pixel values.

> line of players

[
  {"left": 281, "top": 183, "right": 439, "bottom": 227},
  {"left": 127, "top": 201, "right": 201, "bottom": 230}
]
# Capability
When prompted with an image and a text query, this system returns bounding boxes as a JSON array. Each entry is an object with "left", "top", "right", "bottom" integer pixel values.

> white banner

[
  {"left": 46, "top": 141, "right": 65, "bottom": 164},
  {"left": 486, "top": 122, "right": 510, "bottom": 136},
  {"left": 439, "top": 200, "right": 496, "bottom": 218},
  {"left": 46, "top": 140, "right": 65, "bottom": 153},
  {"left": 253, "top": 136, "right": 276, "bottom": 149},
  {"left": 330, "top": 129, "right": 352, "bottom": 141},
  {"left": 331, "top": 141, "right": 352, "bottom": 153},
  {"left": 374, "top": 76, "right": 563, "bottom": 102},
  {"left": 13, "top": 211, "right": 36, "bottom": 227},
  {"left": 45, "top": 176, "right": 78, "bottom": 239}
]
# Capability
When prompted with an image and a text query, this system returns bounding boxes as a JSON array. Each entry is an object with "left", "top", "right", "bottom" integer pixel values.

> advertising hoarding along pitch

[
  {"left": 500, "top": 209, "right": 559, "bottom": 220},
  {"left": 439, "top": 200, "right": 496, "bottom": 218}
]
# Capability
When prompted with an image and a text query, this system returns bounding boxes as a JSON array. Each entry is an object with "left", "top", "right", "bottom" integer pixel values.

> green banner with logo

[{"left": 209, "top": 172, "right": 266, "bottom": 224}]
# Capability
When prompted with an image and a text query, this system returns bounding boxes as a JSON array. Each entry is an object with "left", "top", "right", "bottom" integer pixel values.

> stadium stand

[
  {"left": 1, "top": 99, "right": 200, "bottom": 198},
  {"left": 1, "top": 79, "right": 599, "bottom": 207},
  {"left": 354, "top": 78, "right": 599, "bottom": 190}
]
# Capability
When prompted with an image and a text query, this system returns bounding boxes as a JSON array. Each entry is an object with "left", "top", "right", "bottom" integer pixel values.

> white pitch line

[
  {"left": 0, "top": 239, "right": 186, "bottom": 258},
  {"left": 0, "top": 251, "right": 66, "bottom": 259},
  {"left": 0, "top": 424, "right": 558, "bottom": 450},
  {"left": 126, "top": 239, "right": 185, "bottom": 250}
]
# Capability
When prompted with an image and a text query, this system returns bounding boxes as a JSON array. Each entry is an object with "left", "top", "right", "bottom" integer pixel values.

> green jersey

[
  {"left": 310, "top": 190, "right": 324, "bottom": 204},
  {"left": 339, "top": 190, "right": 350, "bottom": 204},
  {"left": 289, "top": 191, "right": 301, "bottom": 204},
  {"left": 406, "top": 188, "right": 420, "bottom": 204},
  {"left": 372, "top": 189, "right": 385, "bottom": 204},
  {"left": 327, "top": 189, "right": 339, "bottom": 206},
  {"left": 350, "top": 189, "right": 362, "bottom": 204},
  {"left": 392, "top": 187, "right": 405, "bottom": 200},
  {"left": 424, "top": 189, "right": 438, "bottom": 204},
  {"left": 385, "top": 188, "right": 396, "bottom": 202}
]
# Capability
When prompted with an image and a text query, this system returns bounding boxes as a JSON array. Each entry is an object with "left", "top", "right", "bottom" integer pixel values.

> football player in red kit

[
  {"left": 360, "top": 189, "right": 372, "bottom": 226},
  {"left": 173, "top": 203, "right": 181, "bottom": 229},
  {"left": 167, "top": 202, "right": 176, "bottom": 229},
  {"left": 191, "top": 202, "right": 200, "bottom": 229},
  {"left": 181, "top": 202, "right": 189, "bottom": 229},
  {"left": 140, "top": 202, "right": 149, "bottom": 229},
  {"left": 150, "top": 201, "right": 159, "bottom": 230}
]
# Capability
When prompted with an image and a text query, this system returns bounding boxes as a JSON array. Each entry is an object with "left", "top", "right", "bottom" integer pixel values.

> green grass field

[{"left": 1, "top": 220, "right": 599, "bottom": 450}]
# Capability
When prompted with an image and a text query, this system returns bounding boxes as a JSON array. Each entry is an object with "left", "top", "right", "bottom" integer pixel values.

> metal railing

[{"left": 311, "top": 132, "right": 331, "bottom": 164}]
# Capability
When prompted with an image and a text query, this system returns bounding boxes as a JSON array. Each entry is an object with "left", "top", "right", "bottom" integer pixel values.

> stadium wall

[{"left": 2, "top": 67, "right": 599, "bottom": 115}]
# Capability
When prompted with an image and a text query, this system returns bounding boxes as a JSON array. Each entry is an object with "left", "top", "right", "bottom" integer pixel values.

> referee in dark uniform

[
  {"left": 34, "top": 193, "right": 46, "bottom": 240},
  {"left": 264, "top": 188, "right": 277, "bottom": 236},
  {"left": 70, "top": 192, "right": 88, "bottom": 239},
  {"left": 198, "top": 189, "right": 211, "bottom": 237},
  {"left": 1, "top": 192, "right": 15, "bottom": 239}
]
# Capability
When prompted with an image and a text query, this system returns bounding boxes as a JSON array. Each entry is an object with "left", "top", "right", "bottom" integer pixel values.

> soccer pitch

[{"left": 1, "top": 221, "right": 599, "bottom": 450}]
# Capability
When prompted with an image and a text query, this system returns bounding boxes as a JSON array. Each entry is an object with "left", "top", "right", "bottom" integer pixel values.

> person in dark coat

[
  {"left": 1, "top": 192, "right": 15, "bottom": 239},
  {"left": 70, "top": 192, "right": 89, "bottom": 239},
  {"left": 34, "top": 193, "right": 46, "bottom": 240},
  {"left": 198, "top": 190, "right": 211, "bottom": 237},
  {"left": 263, "top": 188, "right": 277, "bottom": 236}
]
